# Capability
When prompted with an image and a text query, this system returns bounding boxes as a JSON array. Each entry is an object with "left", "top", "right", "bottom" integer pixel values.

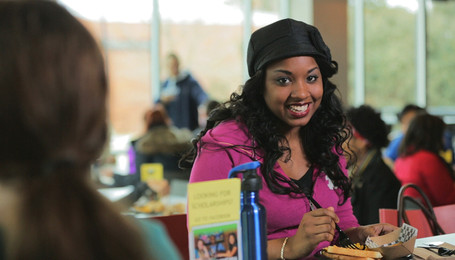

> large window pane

[
  {"left": 160, "top": 0, "right": 244, "bottom": 103},
  {"left": 252, "top": 0, "right": 280, "bottom": 29},
  {"left": 363, "top": 0, "right": 417, "bottom": 110},
  {"left": 60, "top": 0, "right": 154, "bottom": 136},
  {"left": 426, "top": 0, "right": 455, "bottom": 108},
  {"left": 103, "top": 22, "right": 152, "bottom": 135}
]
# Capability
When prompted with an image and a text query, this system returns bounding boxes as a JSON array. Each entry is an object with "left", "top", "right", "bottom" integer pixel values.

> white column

[
  {"left": 353, "top": 0, "right": 365, "bottom": 106},
  {"left": 242, "top": 0, "right": 253, "bottom": 82},
  {"left": 151, "top": 0, "right": 161, "bottom": 103},
  {"left": 280, "top": 0, "right": 290, "bottom": 18},
  {"left": 416, "top": 0, "right": 427, "bottom": 107}
]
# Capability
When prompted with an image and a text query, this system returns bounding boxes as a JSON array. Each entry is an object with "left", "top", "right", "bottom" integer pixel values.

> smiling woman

[{"left": 181, "top": 18, "right": 397, "bottom": 259}]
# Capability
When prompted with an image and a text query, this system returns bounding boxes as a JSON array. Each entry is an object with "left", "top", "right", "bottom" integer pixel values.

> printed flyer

[{"left": 187, "top": 178, "right": 242, "bottom": 260}]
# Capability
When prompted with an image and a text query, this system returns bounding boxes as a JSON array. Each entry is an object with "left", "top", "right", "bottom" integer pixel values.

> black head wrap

[{"left": 247, "top": 18, "right": 336, "bottom": 77}]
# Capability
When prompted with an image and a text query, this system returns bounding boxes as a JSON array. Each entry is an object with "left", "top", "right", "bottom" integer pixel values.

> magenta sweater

[{"left": 189, "top": 120, "right": 359, "bottom": 256}]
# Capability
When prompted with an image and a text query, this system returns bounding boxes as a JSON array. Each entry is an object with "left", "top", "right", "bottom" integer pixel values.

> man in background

[{"left": 158, "top": 53, "right": 208, "bottom": 131}]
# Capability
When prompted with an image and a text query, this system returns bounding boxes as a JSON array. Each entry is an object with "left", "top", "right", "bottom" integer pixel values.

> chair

[
  {"left": 434, "top": 203, "right": 455, "bottom": 233},
  {"left": 379, "top": 183, "right": 446, "bottom": 238},
  {"left": 379, "top": 208, "right": 434, "bottom": 238},
  {"left": 152, "top": 214, "right": 189, "bottom": 260}
]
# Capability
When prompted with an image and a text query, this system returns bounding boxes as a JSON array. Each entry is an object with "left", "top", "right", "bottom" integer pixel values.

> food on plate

[
  {"left": 321, "top": 245, "right": 383, "bottom": 260},
  {"left": 163, "top": 203, "right": 186, "bottom": 215},
  {"left": 133, "top": 200, "right": 185, "bottom": 215},
  {"left": 133, "top": 200, "right": 165, "bottom": 214}
]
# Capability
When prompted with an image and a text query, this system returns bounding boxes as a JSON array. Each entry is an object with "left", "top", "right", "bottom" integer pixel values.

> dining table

[
  {"left": 413, "top": 233, "right": 455, "bottom": 259},
  {"left": 415, "top": 233, "right": 455, "bottom": 247}
]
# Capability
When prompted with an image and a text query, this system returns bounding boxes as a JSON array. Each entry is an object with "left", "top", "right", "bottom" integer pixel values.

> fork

[
  {"left": 419, "top": 245, "right": 455, "bottom": 256},
  {"left": 306, "top": 195, "right": 362, "bottom": 249},
  {"left": 335, "top": 222, "right": 364, "bottom": 249}
]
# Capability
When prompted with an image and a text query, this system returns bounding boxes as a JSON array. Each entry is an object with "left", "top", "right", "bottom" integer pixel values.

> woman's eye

[
  {"left": 307, "top": 75, "right": 319, "bottom": 82},
  {"left": 276, "top": 77, "right": 291, "bottom": 85}
]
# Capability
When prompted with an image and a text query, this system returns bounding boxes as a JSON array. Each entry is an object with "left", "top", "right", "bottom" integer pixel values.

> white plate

[{"left": 98, "top": 185, "right": 135, "bottom": 201}]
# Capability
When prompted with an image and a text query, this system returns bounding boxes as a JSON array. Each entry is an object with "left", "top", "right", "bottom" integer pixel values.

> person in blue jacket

[
  {"left": 384, "top": 104, "right": 425, "bottom": 162},
  {"left": 158, "top": 53, "right": 208, "bottom": 131}
]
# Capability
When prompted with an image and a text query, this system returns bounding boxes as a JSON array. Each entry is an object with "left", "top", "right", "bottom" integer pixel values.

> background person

[
  {"left": 182, "top": 18, "right": 395, "bottom": 259},
  {"left": 384, "top": 104, "right": 426, "bottom": 164},
  {"left": 384, "top": 104, "right": 455, "bottom": 167},
  {"left": 195, "top": 239, "right": 210, "bottom": 260},
  {"left": 394, "top": 113, "right": 455, "bottom": 206},
  {"left": 0, "top": 2, "right": 180, "bottom": 259},
  {"left": 216, "top": 233, "right": 238, "bottom": 258},
  {"left": 193, "top": 99, "right": 221, "bottom": 137},
  {"left": 345, "top": 105, "right": 401, "bottom": 225},
  {"left": 208, "top": 234, "right": 226, "bottom": 257},
  {"left": 384, "top": 104, "right": 455, "bottom": 168},
  {"left": 133, "top": 104, "right": 193, "bottom": 182},
  {"left": 158, "top": 53, "right": 208, "bottom": 131}
]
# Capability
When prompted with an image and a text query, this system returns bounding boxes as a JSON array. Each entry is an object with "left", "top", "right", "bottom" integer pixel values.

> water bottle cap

[{"left": 242, "top": 170, "right": 262, "bottom": 191}]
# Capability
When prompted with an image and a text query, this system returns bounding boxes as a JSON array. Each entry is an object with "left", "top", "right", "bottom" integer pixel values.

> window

[
  {"left": 160, "top": 0, "right": 244, "bottom": 103},
  {"left": 426, "top": 0, "right": 455, "bottom": 108}
]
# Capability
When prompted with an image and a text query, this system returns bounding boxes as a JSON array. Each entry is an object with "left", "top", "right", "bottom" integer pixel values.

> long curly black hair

[{"left": 180, "top": 57, "right": 351, "bottom": 204}]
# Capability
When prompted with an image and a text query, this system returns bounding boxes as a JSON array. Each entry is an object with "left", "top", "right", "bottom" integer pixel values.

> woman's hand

[
  {"left": 283, "top": 207, "right": 339, "bottom": 259},
  {"left": 345, "top": 223, "right": 398, "bottom": 244}
]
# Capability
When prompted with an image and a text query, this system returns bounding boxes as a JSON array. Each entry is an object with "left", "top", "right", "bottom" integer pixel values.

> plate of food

[{"left": 320, "top": 244, "right": 383, "bottom": 260}]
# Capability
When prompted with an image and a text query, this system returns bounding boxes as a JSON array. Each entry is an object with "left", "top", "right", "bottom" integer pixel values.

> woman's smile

[
  {"left": 264, "top": 56, "right": 323, "bottom": 129},
  {"left": 287, "top": 102, "right": 310, "bottom": 117}
]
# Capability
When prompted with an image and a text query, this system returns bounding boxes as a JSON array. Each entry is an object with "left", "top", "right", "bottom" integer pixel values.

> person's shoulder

[
  {"left": 137, "top": 218, "right": 167, "bottom": 234},
  {"left": 415, "top": 150, "right": 447, "bottom": 166},
  {"left": 202, "top": 119, "right": 251, "bottom": 145},
  {"left": 169, "top": 126, "right": 193, "bottom": 139},
  {"left": 178, "top": 71, "right": 195, "bottom": 83},
  {"left": 389, "top": 135, "right": 403, "bottom": 147},
  {"left": 136, "top": 218, "right": 183, "bottom": 259},
  {"left": 385, "top": 134, "right": 403, "bottom": 157},
  {"left": 367, "top": 154, "right": 399, "bottom": 182},
  {"left": 207, "top": 119, "right": 248, "bottom": 137},
  {"left": 397, "top": 150, "right": 440, "bottom": 168},
  {"left": 412, "top": 150, "right": 439, "bottom": 160}
]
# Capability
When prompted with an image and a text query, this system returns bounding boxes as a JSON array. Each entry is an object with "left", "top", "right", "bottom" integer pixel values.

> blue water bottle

[{"left": 228, "top": 161, "right": 267, "bottom": 260}]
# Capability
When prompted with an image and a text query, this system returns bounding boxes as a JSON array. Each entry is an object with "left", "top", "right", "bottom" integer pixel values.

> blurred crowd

[{"left": 344, "top": 103, "right": 455, "bottom": 225}]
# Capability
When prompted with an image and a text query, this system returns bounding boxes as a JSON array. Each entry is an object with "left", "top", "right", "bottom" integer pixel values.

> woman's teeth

[{"left": 289, "top": 104, "right": 308, "bottom": 112}]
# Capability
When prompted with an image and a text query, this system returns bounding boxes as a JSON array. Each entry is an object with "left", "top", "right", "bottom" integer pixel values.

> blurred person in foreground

[
  {"left": 0, "top": 1, "right": 180, "bottom": 259},
  {"left": 181, "top": 18, "right": 396, "bottom": 259},
  {"left": 157, "top": 53, "right": 208, "bottom": 131},
  {"left": 345, "top": 105, "right": 401, "bottom": 225},
  {"left": 394, "top": 113, "right": 455, "bottom": 206}
]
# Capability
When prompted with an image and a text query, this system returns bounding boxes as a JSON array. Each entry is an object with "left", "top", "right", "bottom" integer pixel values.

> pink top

[
  {"left": 394, "top": 150, "right": 455, "bottom": 206},
  {"left": 189, "top": 120, "right": 359, "bottom": 257}
]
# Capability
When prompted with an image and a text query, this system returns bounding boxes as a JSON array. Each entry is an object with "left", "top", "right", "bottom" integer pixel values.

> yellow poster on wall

[{"left": 140, "top": 163, "right": 163, "bottom": 181}]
